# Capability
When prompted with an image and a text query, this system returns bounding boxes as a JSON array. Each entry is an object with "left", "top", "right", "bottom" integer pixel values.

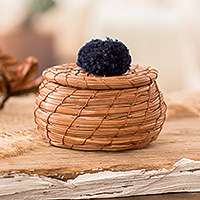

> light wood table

[{"left": 0, "top": 95, "right": 200, "bottom": 199}]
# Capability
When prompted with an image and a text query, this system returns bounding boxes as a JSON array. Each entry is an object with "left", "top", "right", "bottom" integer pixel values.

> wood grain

[
  {"left": 0, "top": 158, "right": 200, "bottom": 199},
  {"left": 0, "top": 117, "right": 199, "bottom": 180},
  {"left": 0, "top": 94, "right": 200, "bottom": 199}
]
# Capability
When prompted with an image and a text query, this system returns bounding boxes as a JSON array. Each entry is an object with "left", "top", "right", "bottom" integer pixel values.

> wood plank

[
  {"left": 0, "top": 95, "right": 200, "bottom": 199},
  {"left": 0, "top": 117, "right": 199, "bottom": 177},
  {"left": 0, "top": 158, "right": 200, "bottom": 199}
]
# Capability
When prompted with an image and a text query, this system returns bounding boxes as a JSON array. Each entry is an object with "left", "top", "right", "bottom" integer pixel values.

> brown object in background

[
  {"left": 34, "top": 63, "right": 167, "bottom": 151},
  {"left": 0, "top": 26, "right": 56, "bottom": 77},
  {"left": 0, "top": 50, "right": 43, "bottom": 109},
  {"left": 0, "top": 49, "right": 18, "bottom": 92}
]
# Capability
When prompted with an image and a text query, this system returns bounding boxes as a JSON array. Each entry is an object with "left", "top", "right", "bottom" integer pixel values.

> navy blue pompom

[{"left": 76, "top": 38, "right": 131, "bottom": 76}]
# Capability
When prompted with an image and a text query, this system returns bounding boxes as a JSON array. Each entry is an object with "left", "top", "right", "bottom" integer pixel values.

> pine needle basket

[{"left": 34, "top": 63, "right": 167, "bottom": 151}]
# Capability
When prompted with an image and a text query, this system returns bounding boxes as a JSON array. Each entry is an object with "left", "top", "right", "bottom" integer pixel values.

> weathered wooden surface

[
  {"left": 0, "top": 95, "right": 200, "bottom": 199},
  {"left": 0, "top": 158, "right": 200, "bottom": 199},
  {"left": 0, "top": 117, "right": 200, "bottom": 177}
]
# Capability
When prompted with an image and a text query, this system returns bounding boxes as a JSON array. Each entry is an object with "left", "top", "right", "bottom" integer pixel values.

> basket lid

[{"left": 43, "top": 63, "right": 158, "bottom": 90}]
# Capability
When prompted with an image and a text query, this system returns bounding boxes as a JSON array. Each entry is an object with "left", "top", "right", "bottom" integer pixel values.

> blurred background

[{"left": 0, "top": 0, "right": 200, "bottom": 93}]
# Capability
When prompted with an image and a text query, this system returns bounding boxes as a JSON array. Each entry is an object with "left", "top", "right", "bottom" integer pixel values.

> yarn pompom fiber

[{"left": 76, "top": 38, "right": 131, "bottom": 76}]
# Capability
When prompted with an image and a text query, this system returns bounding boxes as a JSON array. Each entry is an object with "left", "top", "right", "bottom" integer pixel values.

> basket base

[{"left": 39, "top": 129, "right": 159, "bottom": 151}]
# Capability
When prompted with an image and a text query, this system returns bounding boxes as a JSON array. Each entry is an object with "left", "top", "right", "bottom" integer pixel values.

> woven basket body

[{"left": 34, "top": 64, "right": 167, "bottom": 151}]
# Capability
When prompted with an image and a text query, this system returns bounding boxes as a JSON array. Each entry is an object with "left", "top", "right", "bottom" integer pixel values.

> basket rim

[{"left": 43, "top": 63, "right": 158, "bottom": 90}]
